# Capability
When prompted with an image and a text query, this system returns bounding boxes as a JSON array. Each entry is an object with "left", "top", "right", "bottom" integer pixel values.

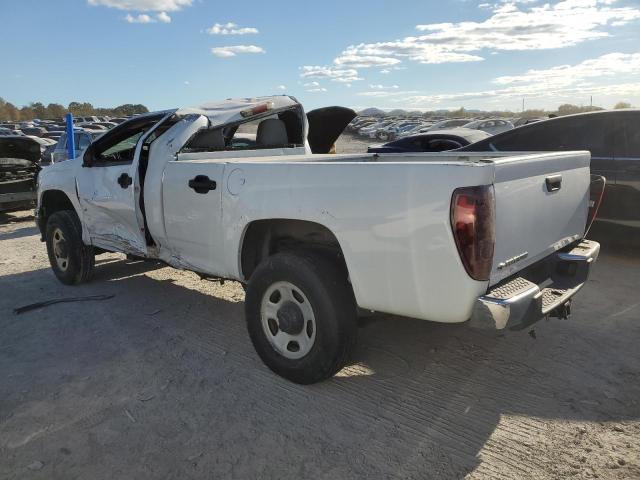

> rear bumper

[{"left": 469, "top": 239, "right": 600, "bottom": 330}]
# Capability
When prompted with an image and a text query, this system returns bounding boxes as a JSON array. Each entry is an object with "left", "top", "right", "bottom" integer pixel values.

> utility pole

[
  {"left": 522, "top": 98, "right": 525, "bottom": 112},
  {"left": 590, "top": 96, "right": 593, "bottom": 108}
]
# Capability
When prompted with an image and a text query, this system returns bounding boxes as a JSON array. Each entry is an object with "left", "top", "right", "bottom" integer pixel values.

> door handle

[
  {"left": 545, "top": 174, "right": 562, "bottom": 192},
  {"left": 188, "top": 175, "right": 217, "bottom": 194},
  {"left": 117, "top": 173, "right": 132, "bottom": 189}
]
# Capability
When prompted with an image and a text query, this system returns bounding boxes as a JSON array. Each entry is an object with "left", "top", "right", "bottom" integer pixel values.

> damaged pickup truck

[
  {"left": 1, "top": 136, "right": 41, "bottom": 213},
  {"left": 36, "top": 96, "right": 601, "bottom": 383}
]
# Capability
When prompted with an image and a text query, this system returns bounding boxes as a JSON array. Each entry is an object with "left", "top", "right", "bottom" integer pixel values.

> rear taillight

[
  {"left": 450, "top": 185, "right": 495, "bottom": 281},
  {"left": 585, "top": 174, "right": 606, "bottom": 236}
]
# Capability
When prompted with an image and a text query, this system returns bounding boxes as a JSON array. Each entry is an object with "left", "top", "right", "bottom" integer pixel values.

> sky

[{"left": 1, "top": 0, "right": 640, "bottom": 112}]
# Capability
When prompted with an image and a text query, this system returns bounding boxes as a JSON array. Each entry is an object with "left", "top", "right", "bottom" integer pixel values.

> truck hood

[
  {"left": 0, "top": 136, "right": 41, "bottom": 168},
  {"left": 306, "top": 106, "right": 357, "bottom": 154}
]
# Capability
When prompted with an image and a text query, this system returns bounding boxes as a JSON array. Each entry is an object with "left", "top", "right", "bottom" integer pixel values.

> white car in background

[
  {"left": 397, "top": 123, "right": 434, "bottom": 138},
  {"left": 427, "top": 119, "right": 470, "bottom": 131},
  {"left": 360, "top": 120, "right": 395, "bottom": 138},
  {"left": 376, "top": 121, "right": 423, "bottom": 140},
  {"left": 463, "top": 118, "right": 514, "bottom": 135}
]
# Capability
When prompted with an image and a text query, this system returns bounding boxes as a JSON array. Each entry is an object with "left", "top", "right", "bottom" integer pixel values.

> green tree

[
  {"left": 19, "top": 105, "right": 34, "bottom": 120},
  {"left": 614, "top": 101, "right": 632, "bottom": 109},
  {"left": 1, "top": 97, "right": 150, "bottom": 121},
  {"left": 45, "top": 103, "right": 66, "bottom": 120},
  {"left": 30, "top": 102, "right": 47, "bottom": 119},
  {"left": 557, "top": 103, "right": 603, "bottom": 116},
  {"left": 5, "top": 101, "right": 20, "bottom": 121},
  {"left": 112, "top": 103, "right": 149, "bottom": 117},
  {"left": 68, "top": 101, "right": 94, "bottom": 116}
]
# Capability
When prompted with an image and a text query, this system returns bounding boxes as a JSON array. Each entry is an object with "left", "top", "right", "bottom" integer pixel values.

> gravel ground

[{"left": 1, "top": 141, "right": 639, "bottom": 479}]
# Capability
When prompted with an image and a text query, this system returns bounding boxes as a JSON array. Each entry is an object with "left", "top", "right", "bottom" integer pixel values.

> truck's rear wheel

[
  {"left": 245, "top": 252, "right": 357, "bottom": 384},
  {"left": 45, "top": 210, "right": 95, "bottom": 285}
]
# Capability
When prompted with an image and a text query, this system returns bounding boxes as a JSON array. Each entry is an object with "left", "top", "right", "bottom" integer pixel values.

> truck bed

[{"left": 154, "top": 150, "right": 590, "bottom": 323}]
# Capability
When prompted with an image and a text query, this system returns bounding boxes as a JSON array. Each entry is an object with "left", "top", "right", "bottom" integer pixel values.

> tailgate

[{"left": 490, "top": 151, "right": 591, "bottom": 285}]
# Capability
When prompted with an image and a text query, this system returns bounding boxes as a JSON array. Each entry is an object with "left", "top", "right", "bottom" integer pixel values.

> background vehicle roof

[{"left": 399, "top": 127, "right": 490, "bottom": 143}]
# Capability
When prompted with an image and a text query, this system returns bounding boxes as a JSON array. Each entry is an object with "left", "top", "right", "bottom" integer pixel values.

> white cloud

[
  {"left": 348, "top": 51, "right": 640, "bottom": 110},
  {"left": 277, "top": 85, "right": 286, "bottom": 90},
  {"left": 211, "top": 45, "right": 265, "bottom": 57},
  {"left": 157, "top": 11, "right": 171, "bottom": 22},
  {"left": 88, "top": 0, "right": 191, "bottom": 11},
  {"left": 369, "top": 84, "right": 399, "bottom": 90},
  {"left": 206, "top": 22, "right": 258, "bottom": 35},
  {"left": 332, "top": 0, "right": 640, "bottom": 67},
  {"left": 405, "top": 81, "right": 640, "bottom": 108},
  {"left": 304, "top": 81, "right": 320, "bottom": 87},
  {"left": 300, "top": 65, "right": 363, "bottom": 83},
  {"left": 125, "top": 13, "right": 154, "bottom": 23},
  {"left": 357, "top": 90, "right": 419, "bottom": 98},
  {"left": 124, "top": 11, "right": 171, "bottom": 22},
  {"left": 306, "top": 87, "right": 328, "bottom": 93},
  {"left": 402, "top": 51, "right": 640, "bottom": 107},
  {"left": 493, "top": 52, "right": 640, "bottom": 87},
  {"left": 333, "top": 54, "right": 401, "bottom": 68},
  {"left": 184, "top": 80, "right": 190, "bottom": 85}
]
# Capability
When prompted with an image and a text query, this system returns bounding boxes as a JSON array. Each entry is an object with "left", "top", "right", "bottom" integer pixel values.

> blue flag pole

[{"left": 65, "top": 113, "right": 75, "bottom": 160}]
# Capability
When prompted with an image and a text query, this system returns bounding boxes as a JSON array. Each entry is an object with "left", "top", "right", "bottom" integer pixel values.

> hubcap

[
  {"left": 52, "top": 227, "right": 69, "bottom": 272},
  {"left": 260, "top": 281, "right": 316, "bottom": 360}
]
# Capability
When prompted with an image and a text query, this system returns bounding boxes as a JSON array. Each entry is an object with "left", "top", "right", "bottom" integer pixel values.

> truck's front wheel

[
  {"left": 245, "top": 252, "right": 357, "bottom": 384},
  {"left": 45, "top": 210, "right": 95, "bottom": 285}
]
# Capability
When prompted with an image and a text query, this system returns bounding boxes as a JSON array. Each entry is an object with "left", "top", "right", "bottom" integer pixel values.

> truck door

[
  {"left": 161, "top": 158, "right": 226, "bottom": 275},
  {"left": 76, "top": 113, "right": 169, "bottom": 255}
]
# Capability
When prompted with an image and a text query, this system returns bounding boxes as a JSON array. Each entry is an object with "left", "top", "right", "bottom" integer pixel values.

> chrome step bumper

[{"left": 469, "top": 239, "right": 600, "bottom": 331}]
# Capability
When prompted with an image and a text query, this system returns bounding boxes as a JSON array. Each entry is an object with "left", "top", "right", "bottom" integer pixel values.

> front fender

[{"left": 36, "top": 160, "right": 85, "bottom": 239}]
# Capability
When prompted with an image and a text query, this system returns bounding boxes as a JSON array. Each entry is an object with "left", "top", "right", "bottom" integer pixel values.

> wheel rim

[
  {"left": 52, "top": 227, "right": 69, "bottom": 272},
  {"left": 260, "top": 281, "right": 316, "bottom": 360}
]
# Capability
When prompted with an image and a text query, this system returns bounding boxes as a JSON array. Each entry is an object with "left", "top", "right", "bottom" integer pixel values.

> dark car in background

[
  {"left": 459, "top": 110, "right": 640, "bottom": 226},
  {"left": 0, "top": 136, "right": 41, "bottom": 213},
  {"left": 368, "top": 128, "right": 491, "bottom": 153},
  {"left": 20, "top": 126, "right": 47, "bottom": 137}
]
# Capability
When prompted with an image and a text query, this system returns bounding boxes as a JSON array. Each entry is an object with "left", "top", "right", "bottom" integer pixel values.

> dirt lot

[{"left": 1, "top": 138, "right": 639, "bottom": 479}]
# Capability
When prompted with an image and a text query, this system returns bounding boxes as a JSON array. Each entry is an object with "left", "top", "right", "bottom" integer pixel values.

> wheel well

[
  {"left": 39, "top": 190, "right": 75, "bottom": 234},
  {"left": 241, "top": 219, "right": 348, "bottom": 280}
]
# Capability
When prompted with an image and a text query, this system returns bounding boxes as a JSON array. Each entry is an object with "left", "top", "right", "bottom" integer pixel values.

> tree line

[
  {"left": 367, "top": 101, "right": 635, "bottom": 119},
  {"left": 0, "top": 97, "right": 149, "bottom": 122}
]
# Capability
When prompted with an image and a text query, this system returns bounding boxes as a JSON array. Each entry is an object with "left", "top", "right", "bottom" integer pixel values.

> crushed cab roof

[{"left": 176, "top": 95, "right": 300, "bottom": 128}]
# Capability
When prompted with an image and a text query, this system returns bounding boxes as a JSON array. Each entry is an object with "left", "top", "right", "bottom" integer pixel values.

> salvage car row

[
  {"left": 348, "top": 115, "right": 528, "bottom": 141},
  {"left": 0, "top": 116, "right": 129, "bottom": 213}
]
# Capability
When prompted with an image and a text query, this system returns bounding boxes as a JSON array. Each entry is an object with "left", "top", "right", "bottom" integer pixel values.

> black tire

[
  {"left": 245, "top": 252, "right": 357, "bottom": 384},
  {"left": 45, "top": 210, "right": 95, "bottom": 285}
]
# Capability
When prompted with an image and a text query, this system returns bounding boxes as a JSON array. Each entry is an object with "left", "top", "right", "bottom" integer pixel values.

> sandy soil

[{"left": 1, "top": 142, "right": 639, "bottom": 479}]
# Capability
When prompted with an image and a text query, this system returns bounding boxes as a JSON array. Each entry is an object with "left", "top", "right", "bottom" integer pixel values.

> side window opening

[
  {"left": 88, "top": 113, "right": 164, "bottom": 165},
  {"left": 182, "top": 106, "right": 304, "bottom": 153}
]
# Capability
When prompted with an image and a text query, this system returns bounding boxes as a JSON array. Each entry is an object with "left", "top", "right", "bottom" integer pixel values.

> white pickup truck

[{"left": 36, "top": 96, "right": 601, "bottom": 383}]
